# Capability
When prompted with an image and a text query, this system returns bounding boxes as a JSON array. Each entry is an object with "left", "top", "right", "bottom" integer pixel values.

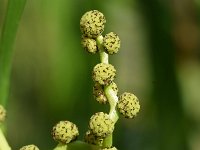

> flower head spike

[
  {"left": 0, "top": 105, "right": 6, "bottom": 122},
  {"left": 117, "top": 92, "right": 140, "bottom": 118},
  {"left": 89, "top": 112, "right": 114, "bottom": 138},
  {"left": 81, "top": 36, "right": 98, "bottom": 54},
  {"left": 92, "top": 63, "right": 116, "bottom": 85},
  {"left": 19, "top": 144, "right": 39, "bottom": 150},
  {"left": 93, "top": 82, "right": 118, "bottom": 104},
  {"left": 103, "top": 32, "right": 120, "bottom": 54},
  {"left": 80, "top": 10, "right": 106, "bottom": 38},
  {"left": 52, "top": 120, "right": 79, "bottom": 144}
]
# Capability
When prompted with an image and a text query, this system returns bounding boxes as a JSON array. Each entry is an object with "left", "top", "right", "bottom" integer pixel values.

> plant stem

[
  {"left": 0, "top": 0, "right": 27, "bottom": 107},
  {"left": 96, "top": 35, "right": 119, "bottom": 148},
  {"left": 0, "top": 128, "right": 11, "bottom": 150},
  {"left": 53, "top": 143, "right": 67, "bottom": 150}
]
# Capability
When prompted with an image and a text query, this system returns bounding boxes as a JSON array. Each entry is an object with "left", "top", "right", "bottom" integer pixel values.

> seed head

[
  {"left": 19, "top": 144, "right": 39, "bottom": 150},
  {"left": 0, "top": 105, "right": 6, "bottom": 122},
  {"left": 89, "top": 112, "right": 114, "bottom": 138},
  {"left": 103, "top": 32, "right": 120, "bottom": 54},
  {"left": 80, "top": 10, "right": 106, "bottom": 38},
  {"left": 52, "top": 120, "right": 79, "bottom": 144},
  {"left": 93, "top": 82, "right": 118, "bottom": 104},
  {"left": 81, "top": 36, "right": 97, "bottom": 54},
  {"left": 117, "top": 92, "right": 140, "bottom": 118},
  {"left": 92, "top": 63, "right": 116, "bottom": 85},
  {"left": 84, "top": 130, "right": 103, "bottom": 146}
]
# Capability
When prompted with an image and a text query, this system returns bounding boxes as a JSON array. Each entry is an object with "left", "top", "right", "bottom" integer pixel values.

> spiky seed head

[
  {"left": 81, "top": 36, "right": 98, "bottom": 54},
  {"left": 93, "top": 82, "right": 118, "bottom": 104},
  {"left": 84, "top": 130, "right": 103, "bottom": 146},
  {"left": 117, "top": 92, "right": 140, "bottom": 118},
  {"left": 80, "top": 10, "right": 106, "bottom": 38},
  {"left": 89, "top": 112, "right": 114, "bottom": 138},
  {"left": 102, "top": 147, "right": 118, "bottom": 150},
  {"left": 0, "top": 105, "right": 6, "bottom": 122},
  {"left": 52, "top": 120, "right": 79, "bottom": 144},
  {"left": 103, "top": 32, "right": 120, "bottom": 54},
  {"left": 19, "top": 144, "right": 39, "bottom": 150},
  {"left": 92, "top": 63, "right": 116, "bottom": 85}
]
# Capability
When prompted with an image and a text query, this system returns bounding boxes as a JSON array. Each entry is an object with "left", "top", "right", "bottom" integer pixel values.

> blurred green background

[{"left": 1, "top": 0, "right": 200, "bottom": 149}]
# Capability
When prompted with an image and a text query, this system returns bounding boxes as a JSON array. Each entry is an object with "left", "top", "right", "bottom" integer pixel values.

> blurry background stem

[{"left": 0, "top": 0, "right": 27, "bottom": 108}]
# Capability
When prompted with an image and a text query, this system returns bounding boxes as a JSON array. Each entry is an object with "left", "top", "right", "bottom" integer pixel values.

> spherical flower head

[
  {"left": 92, "top": 63, "right": 116, "bottom": 85},
  {"left": 102, "top": 147, "right": 118, "bottom": 150},
  {"left": 89, "top": 112, "right": 114, "bottom": 138},
  {"left": 103, "top": 32, "right": 120, "bottom": 54},
  {"left": 93, "top": 82, "right": 118, "bottom": 104},
  {"left": 80, "top": 10, "right": 106, "bottom": 38},
  {"left": 81, "top": 36, "right": 97, "bottom": 54},
  {"left": 117, "top": 92, "right": 140, "bottom": 118},
  {"left": 52, "top": 120, "right": 79, "bottom": 144},
  {"left": 19, "top": 144, "right": 39, "bottom": 150},
  {"left": 84, "top": 130, "right": 103, "bottom": 146},
  {"left": 0, "top": 105, "right": 6, "bottom": 122}
]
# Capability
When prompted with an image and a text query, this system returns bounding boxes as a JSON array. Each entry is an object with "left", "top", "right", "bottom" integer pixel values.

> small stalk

[{"left": 0, "top": 128, "right": 11, "bottom": 150}]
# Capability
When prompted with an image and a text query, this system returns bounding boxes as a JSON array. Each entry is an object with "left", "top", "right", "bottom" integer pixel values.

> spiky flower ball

[
  {"left": 92, "top": 63, "right": 116, "bottom": 85},
  {"left": 84, "top": 130, "right": 103, "bottom": 146},
  {"left": 89, "top": 112, "right": 114, "bottom": 138},
  {"left": 117, "top": 92, "right": 140, "bottom": 118},
  {"left": 93, "top": 82, "right": 118, "bottom": 104},
  {"left": 103, "top": 32, "right": 120, "bottom": 54},
  {"left": 80, "top": 10, "right": 106, "bottom": 38},
  {"left": 0, "top": 105, "right": 6, "bottom": 122},
  {"left": 81, "top": 36, "right": 97, "bottom": 54},
  {"left": 19, "top": 144, "right": 39, "bottom": 150},
  {"left": 52, "top": 120, "right": 79, "bottom": 144},
  {"left": 102, "top": 147, "right": 118, "bottom": 150}
]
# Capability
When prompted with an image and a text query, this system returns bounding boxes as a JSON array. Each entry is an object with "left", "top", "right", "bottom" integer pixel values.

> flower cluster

[{"left": 80, "top": 10, "right": 140, "bottom": 150}]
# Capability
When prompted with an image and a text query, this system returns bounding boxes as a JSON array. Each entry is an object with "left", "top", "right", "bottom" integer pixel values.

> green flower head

[
  {"left": 81, "top": 36, "right": 98, "bottom": 54},
  {"left": 93, "top": 82, "right": 118, "bottom": 104},
  {"left": 89, "top": 112, "right": 114, "bottom": 138},
  {"left": 0, "top": 105, "right": 6, "bottom": 123},
  {"left": 92, "top": 63, "right": 116, "bottom": 85},
  {"left": 52, "top": 120, "right": 79, "bottom": 144},
  {"left": 84, "top": 130, "right": 103, "bottom": 146},
  {"left": 19, "top": 144, "right": 39, "bottom": 150},
  {"left": 103, "top": 32, "right": 120, "bottom": 54},
  {"left": 117, "top": 92, "right": 140, "bottom": 118},
  {"left": 102, "top": 147, "right": 118, "bottom": 150},
  {"left": 80, "top": 10, "right": 106, "bottom": 38}
]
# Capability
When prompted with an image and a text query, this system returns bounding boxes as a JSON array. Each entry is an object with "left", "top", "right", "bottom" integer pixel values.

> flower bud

[
  {"left": 81, "top": 36, "right": 97, "bottom": 54},
  {"left": 84, "top": 130, "right": 103, "bottom": 146},
  {"left": 19, "top": 144, "right": 39, "bottom": 150},
  {"left": 0, "top": 105, "right": 6, "bottom": 123}
]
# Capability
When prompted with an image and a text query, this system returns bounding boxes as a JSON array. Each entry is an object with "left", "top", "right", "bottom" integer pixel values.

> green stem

[
  {"left": 96, "top": 35, "right": 108, "bottom": 64},
  {"left": 0, "top": 0, "right": 27, "bottom": 107},
  {"left": 0, "top": 128, "right": 11, "bottom": 150},
  {"left": 53, "top": 143, "right": 67, "bottom": 150}
]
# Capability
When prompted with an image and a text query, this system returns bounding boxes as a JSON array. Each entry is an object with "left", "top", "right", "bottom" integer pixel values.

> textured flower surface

[
  {"left": 117, "top": 92, "right": 140, "bottom": 118},
  {"left": 52, "top": 120, "right": 79, "bottom": 144},
  {"left": 92, "top": 63, "right": 116, "bottom": 85},
  {"left": 102, "top": 147, "right": 118, "bottom": 150},
  {"left": 103, "top": 32, "right": 120, "bottom": 54},
  {"left": 84, "top": 130, "right": 103, "bottom": 146},
  {"left": 89, "top": 112, "right": 114, "bottom": 138},
  {"left": 19, "top": 144, "right": 39, "bottom": 150},
  {"left": 80, "top": 10, "right": 106, "bottom": 38}
]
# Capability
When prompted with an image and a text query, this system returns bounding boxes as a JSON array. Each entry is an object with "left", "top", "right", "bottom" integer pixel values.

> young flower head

[
  {"left": 0, "top": 105, "right": 6, "bottom": 122},
  {"left": 92, "top": 63, "right": 116, "bottom": 85},
  {"left": 89, "top": 112, "right": 114, "bottom": 138},
  {"left": 52, "top": 120, "right": 79, "bottom": 144},
  {"left": 103, "top": 32, "right": 120, "bottom": 54},
  {"left": 117, "top": 92, "right": 140, "bottom": 118},
  {"left": 19, "top": 144, "right": 39, "bottom": 150},
  {"left": 84, "top": 130, "right": 103, "bottom": 146},
  {"left": 80, "top": 10, "right": 106, "bottom": 38},
  {"left": 93, "top": 82, "right": 118, "bottom": 104},
  {"left": 81, "top": 36, "right": 98, "bottom": 54}
]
